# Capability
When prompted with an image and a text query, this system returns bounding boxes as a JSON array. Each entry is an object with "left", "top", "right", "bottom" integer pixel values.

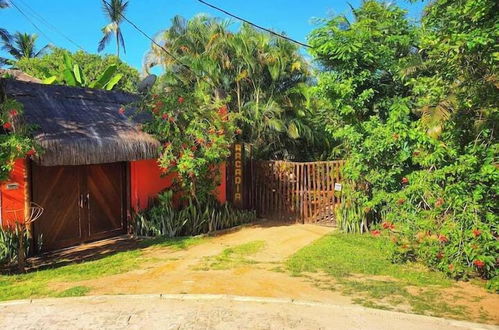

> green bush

[
  {"left": 0, "top": 227, "right": 31, "bottom": 267},
  {"left": 133, "top": 191, "right": 257, "bottom": 238}
]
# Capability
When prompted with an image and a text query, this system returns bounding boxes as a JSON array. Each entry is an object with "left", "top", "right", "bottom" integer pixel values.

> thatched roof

[
  {"left": 1, "top": 79, "right": 160, "bottom": 166},
  {"left": 0, "top": 69, "right": 41, "bottom": 83}
]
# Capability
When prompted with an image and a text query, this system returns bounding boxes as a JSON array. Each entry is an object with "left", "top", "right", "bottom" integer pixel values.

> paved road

[{"left": 0, "top": 294, "right": 496, "bottom": 330}]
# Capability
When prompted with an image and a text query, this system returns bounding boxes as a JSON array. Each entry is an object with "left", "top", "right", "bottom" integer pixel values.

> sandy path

[
  {"left": 65, "top": 222, "right": 351, "bottom": 303},
  {"left": 0, "top": 295, "right": 495, "bottom": 330}
]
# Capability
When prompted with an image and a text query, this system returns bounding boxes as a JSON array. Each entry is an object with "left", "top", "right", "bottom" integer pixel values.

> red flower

[
  {"left": 162, "top": 113, "right": 169, "bottom": 120},
  {"left": 438, "top": 234, "right": 449, "bottom": 243},
  {"left": 235, "top": 128, "right": 242, "bottom": 135},
  {"left": 218, "top": 105, "right": 228, "bottom": 120},
  {"left": 2, "top": 122, "right": 12, "bottom": 130},
  {"left": 118, "top": 107, "right": 126, "bottom": 115},
  {"left": 435, "top": 198, "right": 444, "bottom": 207},
  {"left": 472, "top": 229, "right": 481, "bottom": 237},
  {"left": 436, "top": 252, "right": 444, "bottom": 259},
  {"left": 168, "top": 116, "right": 175, "bottom": 123},
  {"left": 382, "top": 221, "right": 395, "bottom": 230},
  {"left": 396, "top": 198, "right": 405, "bottom": 205},
  {"left": 155, "top": 101, "right": 164, "bottom": 107},
  {"left": 473, "top": 260, "right": 485, "bottom": 268},
  {"left": 181, "top": 143, "right": 187, "bottom": 149},
  {"left": 401, "top": 177, "right": 409, "bottom": 184},
  {"left": 26, "top": 148, "right": 36, "bottom": 156},
  {"left": 9, "top": 109, "right": 18, "bottom": 117},
  {"left": 190, "top": 145, "right": 197, "bottom": 151},
  {"left": 178, "top": 97, "right": 185, "bottom": 104},
  {"left": 371, "top": 230, "right": 381, "bottom": 237}
]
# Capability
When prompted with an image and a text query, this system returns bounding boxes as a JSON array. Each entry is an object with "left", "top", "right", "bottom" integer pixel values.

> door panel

[
  {"left": 86, "top": 163, "right": 125, "bottom": 240},
  {"left": 32, "top": 165, "right": 82, "bottom": 252}
]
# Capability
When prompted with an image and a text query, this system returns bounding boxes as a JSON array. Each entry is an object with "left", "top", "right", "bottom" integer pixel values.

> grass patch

[
  {"left": 56, "top": 286, "right": 91, "bottom": 298},
  {"left": 0, "top": 235, "right": 204, "bottom": 302},
  {"left": 201, "top": 240, "right": 265, "bottom": 270},
  {"left": 286, "top": 233, "right": 471, "bottom": 319}
]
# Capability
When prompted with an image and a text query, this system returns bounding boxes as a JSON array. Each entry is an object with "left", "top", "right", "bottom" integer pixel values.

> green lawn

[
  {"left": 0, "top": 236, "right": 205, "bottom": 301},
  {"left": 286, "top": 233, "right": 480, "bottom": 319}
]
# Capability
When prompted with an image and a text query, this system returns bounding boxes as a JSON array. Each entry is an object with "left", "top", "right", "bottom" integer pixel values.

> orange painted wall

[
  {"left": 130, "top": 159, "right": 227, "bottom": 212},
  {"left": 0, "top": 158, "right": 27, "bottom": 228}
]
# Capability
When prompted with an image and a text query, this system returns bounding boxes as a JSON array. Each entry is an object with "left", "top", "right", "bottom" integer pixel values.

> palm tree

[
  {"left": 145, "top": 15, "right": 318, "bottom": 159},
  {"left": 98, "top": 0, "right": 128, "bottom": 58},
  {"left": 0, "top": 0, "right": 10, "bottom": 66},
  {"left": 1, "top": 32, "right": 51, "bottom": 61}
]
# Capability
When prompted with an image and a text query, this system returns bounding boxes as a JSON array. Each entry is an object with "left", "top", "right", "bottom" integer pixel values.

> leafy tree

[
  {"left": 145, "top": 15, "right": 328, "bottom": 160},
  {"left": 98, "top": 0, "right": 128, "bottom": 58},
  {"left": 1, "top": 32, "right": 51, "bottom": 64},
  {"left": 15, "top": 48, "right": 139, "bottom": 92},
  {"left": 310, "top": 0, "right": 498, "bottom": 282}
]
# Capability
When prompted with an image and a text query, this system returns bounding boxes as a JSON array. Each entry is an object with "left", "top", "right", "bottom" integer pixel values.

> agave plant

[{"left": 134, "top": 190, "right": 257, "bottom": 238}]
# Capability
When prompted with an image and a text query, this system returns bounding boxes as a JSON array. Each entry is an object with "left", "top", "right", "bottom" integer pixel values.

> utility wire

[
  {"left": 7, "top": 0, "right": 55, "bottom": 45},
  {"left": 196, "top": 0, "right": 312, "bottom": 49},
  {"left": 13, "top": 0, "right": 85, "bottom": 51},
  {"left": 101, "top": 0, "right": 195, "bottom": 75}
]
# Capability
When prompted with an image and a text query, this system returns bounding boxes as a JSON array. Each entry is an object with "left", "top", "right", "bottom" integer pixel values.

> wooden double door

[{"left": 32, "top": 162, "right": 127, "bottom": 252}]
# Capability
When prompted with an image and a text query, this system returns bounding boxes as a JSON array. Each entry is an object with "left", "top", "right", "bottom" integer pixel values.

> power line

[
  {"left": 13, "top": 0, "right": 85, "bottom": 51},
  {"left": 101, "top": 0, "right": 196, "bottom": 75},
  {"left": 196, "top": 0, "right": 312, "bottom": 49},
  {"left": 7, "top": 0, "right": 55, "bottom": 45}
]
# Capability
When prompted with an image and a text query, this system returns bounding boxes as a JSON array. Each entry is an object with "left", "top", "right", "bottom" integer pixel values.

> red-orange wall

[
  {"left": 0, "top": 159, "right": 27, "bottom": 228},
  {"left": 130, "top": 159, "right": 227, "bottom": 212}
]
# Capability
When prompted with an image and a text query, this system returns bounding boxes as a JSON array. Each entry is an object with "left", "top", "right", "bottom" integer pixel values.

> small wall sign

[
  {"left": 5, "top": 183, "right": 20, "bottom": 190},
  {"left": 334, "top": 183, "right": 342, "bottom": 191}
]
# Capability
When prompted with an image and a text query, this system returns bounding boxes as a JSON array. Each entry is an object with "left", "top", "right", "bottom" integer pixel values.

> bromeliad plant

[
  {"left": 134, "top": 190, "right": 256, "bottom": 238},
  {"left": 0, "top": 98, "right": 37, "bottom": 181}
]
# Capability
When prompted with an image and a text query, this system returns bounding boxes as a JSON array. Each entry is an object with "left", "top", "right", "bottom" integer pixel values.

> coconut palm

[
  {"left": 98, "top": 0, "right": 128, "bottom": 58},
  {"left": 1, "top": 32, "right": 51, "bottom": 61},
  {"left": 0, "top": 0, "right": 10, "bottom": 66}
]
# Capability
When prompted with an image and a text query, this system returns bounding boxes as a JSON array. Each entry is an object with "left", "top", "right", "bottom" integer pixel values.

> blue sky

[{"left": 1, "top": 0, "right": 426, "bottom": 71}]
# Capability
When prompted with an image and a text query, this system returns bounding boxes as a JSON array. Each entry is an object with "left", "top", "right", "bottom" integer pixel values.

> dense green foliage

[
  {"left": 0, "top": 32, "right": 50, "bottom": 65},
  {"left": 15, "top": 48, "right": 139, "bottom": 92},
  {"left": 134, "top": 191, "right": 256, "bottom": 238},
  {"left": 146, "top": 15, "right": 329, "bottom": 160},
  {"left": 310, "top": 0, "right": 498, "bottom": 282},
  {"left": 0, "top": 98, "right": 37, "bottom": 181}
]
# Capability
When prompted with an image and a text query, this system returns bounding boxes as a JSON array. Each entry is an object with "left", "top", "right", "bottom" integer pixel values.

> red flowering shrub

[
  {"left": 141, "top": 90, "right": 237, "bottom": 202},
  {"left": 1, "top": 99, "right": 38, "bottom": 181}
]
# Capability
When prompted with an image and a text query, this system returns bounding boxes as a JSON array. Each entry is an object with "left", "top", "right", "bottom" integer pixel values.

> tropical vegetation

[
  {"left": 98, "top": 0, "right": 129, "bottom": 58},
  {"left": 1, "top": 32, "right": 51, "bottom": 65},
  {"left": 145, "top": 15, "right": 329, "bottom": 161},
  {"left": 310, "top": 0, "right": 498, "bottom": 284},
  {"left": 15, "top": 48, "right": 139, "bottom": 92}
]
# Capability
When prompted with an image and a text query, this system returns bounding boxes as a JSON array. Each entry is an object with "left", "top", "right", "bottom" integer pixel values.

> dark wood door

[
  {"left": 86, "top": 163, "right": 125, "bottom": 241},
  {"left": 32, "top": 163, "right": 126, "bottom": 252},
  {"left": 32, "top": 165, "right": 83, "bottom": 251}
]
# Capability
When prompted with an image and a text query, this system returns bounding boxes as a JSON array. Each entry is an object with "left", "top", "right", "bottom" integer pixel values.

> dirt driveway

[{"left": 59, "top": 222, "right": 348, "bottom": 303}]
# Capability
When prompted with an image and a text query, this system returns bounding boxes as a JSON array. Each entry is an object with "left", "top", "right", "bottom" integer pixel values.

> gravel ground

[{"left": 0, "top": 294, "right": 496, "bottom": 330}]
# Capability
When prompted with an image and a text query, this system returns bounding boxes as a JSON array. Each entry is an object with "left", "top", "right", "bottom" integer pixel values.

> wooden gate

[{"left": 249, "top": 160, "right": 344, "bottom": 223}]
